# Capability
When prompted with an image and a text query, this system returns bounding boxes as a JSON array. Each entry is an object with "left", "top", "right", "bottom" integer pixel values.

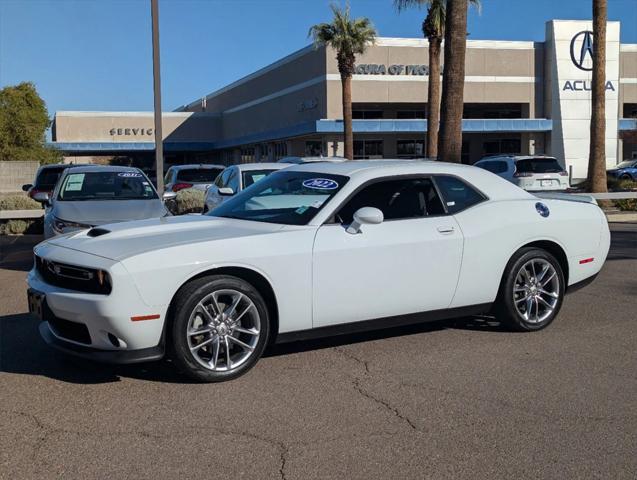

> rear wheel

[
  {"left": 170, "top": 275, "right": 269, "bottom": 382},
  {"left": 495, "top": 248, "right": 565, "bottom": 332}
]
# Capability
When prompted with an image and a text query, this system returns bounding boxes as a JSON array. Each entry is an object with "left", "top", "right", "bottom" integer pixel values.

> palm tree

[
  {"left": 310, "top": 4, "right": 376, "bottom": 160},
  {"left": 394, "top": 0, "right": 479, "bottom": 160},
  {"left": 587, "top": 0, "right": 608, "bottom": 193},
  {"left": 438, "top": 0, "right": 469, "bottom": 163}
]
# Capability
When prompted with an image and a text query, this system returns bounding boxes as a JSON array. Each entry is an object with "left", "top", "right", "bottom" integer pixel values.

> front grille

[
  {"left": 35, "top": 255, "right": 112, "bottom": 295},
  {"left": 48, "top": 315, "right": 91, "bottom": 345}
]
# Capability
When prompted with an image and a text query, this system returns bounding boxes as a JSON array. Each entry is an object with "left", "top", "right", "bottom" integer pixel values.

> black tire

[
  {"left": 620, "top": 174, "right": 632, "bottom": 181},
  {"left": 494, "top": 247, "right": 565, "bottom": 332},
  {"left": 169, "top": 275, "right": 270, "bottom": 382}
]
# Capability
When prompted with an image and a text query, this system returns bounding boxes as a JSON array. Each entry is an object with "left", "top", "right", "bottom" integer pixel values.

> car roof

[
  {"left": 234, "top": 162, "right": 288, "bottom": 171},
  {"left": 61, "top": 165, "right": 143, "bottom": 174},
  {"left": 278, "top": 156, "right": 347, "bottom": 164},
  {"left": 478, "top": 155, "right": 557, "bottom": 162},
  {"left": 285, "top": 159, "right": 533, "bottom": 202},
  {"left": 170, "top": 164, "right": 225, "bottom": 170}
]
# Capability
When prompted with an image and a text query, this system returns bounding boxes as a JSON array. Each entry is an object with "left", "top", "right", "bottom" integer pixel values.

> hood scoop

[{"left": 87, "top": 227, "right": 111, "bottom": 237}]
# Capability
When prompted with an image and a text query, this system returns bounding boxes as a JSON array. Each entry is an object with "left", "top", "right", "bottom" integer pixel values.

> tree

[
  {"left": 395, "top": 0, "right": 479, "bottom": 160},
  {"left": 0, "top": 82, "right": 61, "bottom": 164},
  {"left": 587, "top": 0, "right": 608, "bottom": 193},
  {"left": 310, "top": 4, "right": 377, "bottom": 160},
  {"left": 438, "top": 0, "right": 468, "bottom": 163}
]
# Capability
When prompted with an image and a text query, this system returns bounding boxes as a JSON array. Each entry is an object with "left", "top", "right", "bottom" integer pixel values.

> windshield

[
  {"left": 209, "top": 170, "right": 348, "bottom": 225},
  {"left": 242, "top": 169, "right": 277, "bottom": 188},
  {"left": 516, "top": 158, "right": 564, "bottom": 174},
  {"left": 36, "top": 166, "right": 66, "bottom": 189},
  {"left": 615, "top": 161, "right": 637, "bottom": 169},
  {"left": 57, "top": 171, "right": 158, "bottom": 201},
  {"left": 176, "top": 168, "right": 223, "bottom": 183}
]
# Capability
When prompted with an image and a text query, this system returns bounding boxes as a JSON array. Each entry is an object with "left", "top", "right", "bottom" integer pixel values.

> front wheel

[
  {"left": 495, "top": 248, "right": 565, "bottom": 332},
  {"left": 170, "top": 275, "right": 270, "bottom": 382}
]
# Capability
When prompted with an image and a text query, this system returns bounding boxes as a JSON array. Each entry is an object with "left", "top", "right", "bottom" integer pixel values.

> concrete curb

[
  {"left": 0, "top": 209, "right": 44, "bottom": 220},
  {"left": 606, "top": 212, "right": 637, "bottom": 223}
]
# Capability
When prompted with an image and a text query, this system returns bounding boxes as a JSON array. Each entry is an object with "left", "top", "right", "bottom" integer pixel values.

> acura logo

[{"left": 570, "top": 30, "right": 594, "bottom": 71}]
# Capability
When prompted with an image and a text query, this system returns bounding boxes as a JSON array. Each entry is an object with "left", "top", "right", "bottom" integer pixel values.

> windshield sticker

[
  {"left": 251, "top": 174, "right": 266, "bottom": 183},
  {"left": 295, "top": 205, "right": 309, "bottom": 215},
  {"left": 446, "top": 201, "right": 456, "bottom": 207},
  {"left": 117, "top": 172, "right": 143, "bottom": 178},
  {"left": 302, "top": 178, "right": 339, "bottom": 190},
  {"left": 311, "top": 199, "right": 325, "bottom": 208},
  {"left": 65, "top": 173, "right": 85, "bottom": 191}
]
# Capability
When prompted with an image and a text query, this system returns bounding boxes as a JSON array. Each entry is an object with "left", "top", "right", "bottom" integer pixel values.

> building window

[
  {"left": 354, "top": 140, "right": 383, "bottom": 159},
  {"left": 397, "top": 139, "right": 425, "bottom": 158},
  {"left": 352, "top": 110, "right": 383, "bottom": 119},
  {"left": 272, "top": 141, "right": 287, "bottom": 160},
  {"left": 483, "top": 139, "right": 521, "bottom": 157},
  {"left": 305, "top": 141, "right": 325, "bottom": 157},
  {"left": 396, "top": 111, "right": 426, "bottom": 119},
  {"left": 461, "top": 141, "right": 470, "bottom": 164},
  {"left": 241, "top": 146, "right": 255, "bottom": 163},
  {"left": 463, "top": 103, "right": 524, "bottom": 119}
]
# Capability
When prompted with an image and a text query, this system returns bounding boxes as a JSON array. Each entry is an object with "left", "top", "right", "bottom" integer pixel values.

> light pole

[{"left": 151, "top": 0, "right": 164, "bottom": 193}]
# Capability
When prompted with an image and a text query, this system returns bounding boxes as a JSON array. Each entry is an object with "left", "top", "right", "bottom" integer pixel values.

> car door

[
  {"left": 206, "top": 167, "right": 233, "bottom": 211},
  {"left": 312, "top": 176, "right": 463, "bottom": 327}
]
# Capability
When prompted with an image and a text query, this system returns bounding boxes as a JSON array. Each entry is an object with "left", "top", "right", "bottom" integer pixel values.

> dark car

[
  {"left": 22, "top": 164, "right": 71, "bottom": 199},
  {"left": 607, "top": 160, "right": 637, "bottom": 181}
]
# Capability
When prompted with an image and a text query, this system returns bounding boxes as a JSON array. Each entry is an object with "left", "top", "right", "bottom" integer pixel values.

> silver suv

[{"left": 474, "top": 155, "right": 569, "bottom": 191}]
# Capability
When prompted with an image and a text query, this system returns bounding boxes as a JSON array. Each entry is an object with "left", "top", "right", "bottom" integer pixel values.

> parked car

[
  {"left": 278, "top": 156, "right": 347, "bottom": 164},
  {"left": 163, "top": 164, "right": 225, "bottom": 193},
  {"left": 202, "top": 162, "right": 289, "bottom": 213},
  {"left": 28, "top": 160, "right": 609, "bottom": 382},
  {"left": 474, "top": 155, "right": 569, "bottom": 191},
  {"left": 606, "top": 159, "right": 637, "bottom": 181},
  {"left": 33, "top": 165, "right": 169, "bottom": 239},
  {"left": 22, "top": 164, "right": 78, "bottom": 200}
]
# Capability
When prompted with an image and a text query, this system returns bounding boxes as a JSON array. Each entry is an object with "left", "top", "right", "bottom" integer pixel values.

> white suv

[{"left": 474, "top": 155, "right": 569, "bottom": 191}]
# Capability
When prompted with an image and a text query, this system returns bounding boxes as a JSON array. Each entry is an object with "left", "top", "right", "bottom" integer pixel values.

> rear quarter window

[{"left": 434, "top": 176, "right": 486, "bottom": 214}]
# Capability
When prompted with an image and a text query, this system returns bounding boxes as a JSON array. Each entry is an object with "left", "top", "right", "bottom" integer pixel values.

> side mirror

[
  {"left": 22, "top": 184, "right": 32, "bottom": 192},
  {"left": 162, "top": 191, "right": 177, "bottom": 201},
  {"left": 346, "top": 207, "right": 384, "bottom": 234},
  {"left": 218, "top": 187, "right": 235, "bottom": 196},
  {"left": 33, "top": 192, "right": 50, "bottom": 204}
]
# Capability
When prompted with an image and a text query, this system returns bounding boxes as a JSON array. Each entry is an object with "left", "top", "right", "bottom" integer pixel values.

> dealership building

[{"left": 52, "top": 20, "right": 637, "bottom": 181}]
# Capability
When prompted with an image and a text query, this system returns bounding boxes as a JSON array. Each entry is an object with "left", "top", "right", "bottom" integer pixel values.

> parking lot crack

[{"left": 334, "top": 347, "right": 418, "bottom": 431}]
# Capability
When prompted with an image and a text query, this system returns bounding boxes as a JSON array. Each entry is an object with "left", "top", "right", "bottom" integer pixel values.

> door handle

[{"left": 437, "top": 226, "right": 455, "bottom": 234}]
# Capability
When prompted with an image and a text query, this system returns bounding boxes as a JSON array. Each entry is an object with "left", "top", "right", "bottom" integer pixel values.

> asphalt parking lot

[{"left": 1, "top": 224, "right": 636, "bottom": 479}]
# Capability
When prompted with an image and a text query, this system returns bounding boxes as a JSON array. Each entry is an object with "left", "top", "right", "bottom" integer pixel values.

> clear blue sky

[{"left": 1, "top": 0, "right": 636, "bottom": 117}]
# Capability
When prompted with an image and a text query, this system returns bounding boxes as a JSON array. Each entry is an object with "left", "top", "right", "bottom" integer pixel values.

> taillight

[
  {"left": 559, "top": 171, "right": 569, "bottom": 176},
  {"left": 513, "top": 172, "right": 533, "bottom": 178},
  {"left": 172, "top": 183, "right": 193, "bottom": 192}
]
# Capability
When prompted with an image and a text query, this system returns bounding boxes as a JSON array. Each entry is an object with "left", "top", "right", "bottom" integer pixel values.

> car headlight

[{"left": 52, "top": 216, "right": 91, "bottom": 234}]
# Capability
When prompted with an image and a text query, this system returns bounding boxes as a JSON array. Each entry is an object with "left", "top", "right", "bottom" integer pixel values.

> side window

[
  {"left": 336, "top": 177, "right": 445, "bottom": 224},
  {"left": 493, "top": 161, "right": 508, "bottom": 174},
  {"left": 164, "top": 168, "right": 172, "bottom": 185},
  {"left": 435, "top": 176, "right": 485, "bottom": 214},
  {"left": 227, "top": 168, "right": 240, "bottom": 192},
  {"left": 215, "top": 168, "right": 231, "bottom": 188},
  {"left": 476, "top": 161, "right": 495, "bottom": 173}
]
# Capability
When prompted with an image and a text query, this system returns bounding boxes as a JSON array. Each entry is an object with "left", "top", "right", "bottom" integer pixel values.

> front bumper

[
  {"left": 39, "top": 322, "right": 164, "bottom": 364},
  {"left": 28, "top": 243, "right": 169, "bottom": 362}
]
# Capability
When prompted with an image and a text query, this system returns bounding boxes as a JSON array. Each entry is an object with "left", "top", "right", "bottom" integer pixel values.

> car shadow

[
  {"left": 0, "top": 311, "right": 505, "bottom": 385},
  {"left": 0, "top": 235, "right": 41, "bottom": 272}
]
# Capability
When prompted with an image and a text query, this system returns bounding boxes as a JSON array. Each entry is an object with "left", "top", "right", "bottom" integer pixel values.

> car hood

[
  {"left": 45, "top": 215, "right": 286, "bottom": 261},
  {"left": 53, "top": 200, "right": 167, "bottom": 226}
]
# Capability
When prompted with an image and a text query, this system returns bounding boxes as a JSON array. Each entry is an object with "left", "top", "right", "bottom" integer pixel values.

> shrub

[
  {"left": 615, "top": 198, "right": 637, "bottom": 211},
  {"left": 174, "top": 188, "right": 205, "bottom": 215},
  {"left": 0, "top": 218, "right": 43, "bottom": 235},
  {"left": 0, "top": 195, "right": 40, "bottom": 211}
]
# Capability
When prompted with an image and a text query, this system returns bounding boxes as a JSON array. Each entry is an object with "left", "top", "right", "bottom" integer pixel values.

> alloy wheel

[
  {"left": 186, "top": 289, "right": 261, "bottom": 371},
  {"left": 512, "top": 258, "right": 560, "bottom": 324}
]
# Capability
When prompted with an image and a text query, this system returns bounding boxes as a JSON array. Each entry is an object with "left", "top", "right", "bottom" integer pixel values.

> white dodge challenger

[{"left": 27, "top": 161, "right": 610, "bottom": 382}]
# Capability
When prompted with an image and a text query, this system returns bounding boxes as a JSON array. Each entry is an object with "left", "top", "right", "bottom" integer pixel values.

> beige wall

[{"left": 53, "top": 112, "right": 221, "bottom": 143}]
